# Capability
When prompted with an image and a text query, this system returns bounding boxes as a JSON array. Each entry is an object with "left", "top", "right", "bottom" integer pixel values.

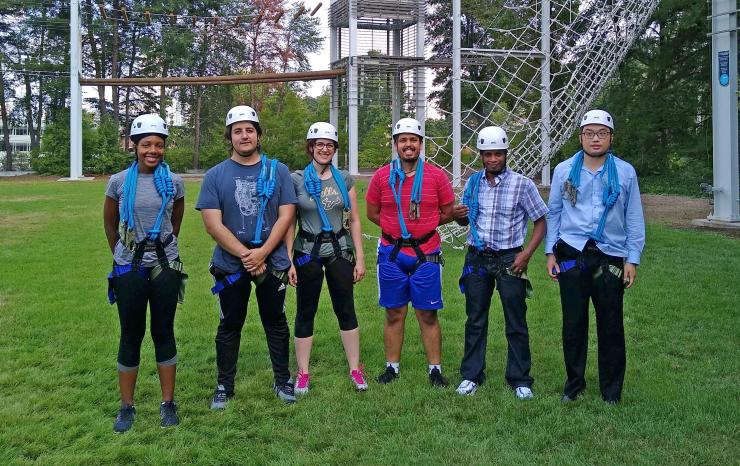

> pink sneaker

[
  {"left": 350, "top": 367, "right": 368, "bottom": 391},
  {"left": 295, "top": 371, "right": 310, "bottom": 395}
]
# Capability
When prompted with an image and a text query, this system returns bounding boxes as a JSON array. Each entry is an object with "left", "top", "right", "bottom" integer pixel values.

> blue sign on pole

[{"left": 718, "top": 50, "right": 730, "bottom": 86}]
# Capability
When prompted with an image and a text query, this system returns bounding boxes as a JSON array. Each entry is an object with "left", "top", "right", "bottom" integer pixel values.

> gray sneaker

[
  {"left": 113, "top": 404, "right": 135, "bottom": 433},
  {"left": 160, "top": 400, "right": 179, "bottom": 427},
  {"left": 210, "top": 385, "right": 230, "bottom": 410},
  {"left": 274, "top": 382, "right": 297, "bottom": 404}
]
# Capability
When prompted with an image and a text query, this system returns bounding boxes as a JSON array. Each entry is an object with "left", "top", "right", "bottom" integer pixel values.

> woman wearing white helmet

[
  {"left": 284, "top": 122, "right": 368, "bottom": 394},
  {"left": 103, "top": 113, "right": 186, "bottom": 432}
]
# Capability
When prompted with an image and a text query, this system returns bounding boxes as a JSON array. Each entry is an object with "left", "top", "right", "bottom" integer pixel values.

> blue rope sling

[
  {"left": 120, "top": 160, "right": 176, "bottom": 244},
  {"left": 252, "top": 154, "right": 278, "bottom": 245},
  {"left": 304, "top": 162, "right": 351, "bottom": 233},
  {"left": 388, "top": 157, "right": 425, "bottom": 239},
  {"left": 461, "top": 170, "right": 486, "bottom": 250},
  {"left": 565, "top": 150, "right": 620, "bottom": 241}
]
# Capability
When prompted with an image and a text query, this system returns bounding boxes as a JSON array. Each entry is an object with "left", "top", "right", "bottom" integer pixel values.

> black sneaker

[
  {"left": 160, "top": 400, "right": 179, "bottom": 428},
  {"left": 377, "top": 365, "right": 399, "bottom": 384},
  {"left": 113, "top": 404, "right": 135, "bottom": 433},
  {"left": 210, "top": 384, "right": 230, "bottom": 410},
  {"left": 274, "top": 382, "right": 297, "bottom": 404},
  {"left": 429, "top": 367, "right": 449, "bottom": 387},
  {"left": 561, "top": 394, "right": 577, "bottom": 404}
]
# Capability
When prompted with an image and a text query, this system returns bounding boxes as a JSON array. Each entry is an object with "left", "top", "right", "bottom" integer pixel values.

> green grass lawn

[{"left": 0, "top": 178, "right": 738, "bottom": 465}]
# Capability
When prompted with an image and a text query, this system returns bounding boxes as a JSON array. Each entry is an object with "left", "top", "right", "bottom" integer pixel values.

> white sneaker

[
  {"left": 514, "top": 386, "right": 533, "bottom": 399},
  {"left": 456, "top": 379, "right": 478, "bottom": 396}
]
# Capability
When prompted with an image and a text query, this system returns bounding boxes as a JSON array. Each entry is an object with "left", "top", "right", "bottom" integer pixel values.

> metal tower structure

[{"left": 328, "top": 0, "right": 427, "bottom": 175}]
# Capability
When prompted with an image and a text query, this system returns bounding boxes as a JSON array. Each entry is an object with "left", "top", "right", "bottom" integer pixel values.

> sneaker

[
  {"left": 210, "top": 384, "right": 230, "bottom": 410},
  {"left": 160, "top": 400, "right": 179, "bottom": 427},
  {"left": 274, "top": 382, "right": 297, "bottom": 404},
  {"left": 561, "top": 394, "right": 577, "bottom": 404},
  {"left": 350, "top": 367, "right": 368, "bottom": 391},
  {"left": 456, "top": 379, "right": 478, "bottom": 396},
  {"left": 514, "top": 386, "right": 533, "bottom": 400},
  {"left": 377, "top": 365, "right": 399, "bottom": 384},
  {"left": 113, "top": 404, "right": 135, "bottom": 433},
  {"left": 429, "top": 367, "right": 449, "bottom": 387},
  {"left": 295, "top": 371, "right": 311, "bottom": 395}
]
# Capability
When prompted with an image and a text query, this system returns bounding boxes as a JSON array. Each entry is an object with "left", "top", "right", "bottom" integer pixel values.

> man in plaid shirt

[{"left": 452, "top": 126, "right": 547, "bottom": 398}]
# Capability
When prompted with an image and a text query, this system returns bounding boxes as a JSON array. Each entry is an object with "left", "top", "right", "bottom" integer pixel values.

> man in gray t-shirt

[{"left": 196, "top": 105, "right": 298, "bottom": 407}]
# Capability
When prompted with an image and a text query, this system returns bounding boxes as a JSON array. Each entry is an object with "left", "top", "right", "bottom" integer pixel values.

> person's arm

[
  {"left": 453, "top": 178, "right": 471, "bottom": 226},
  {"left": 171, "top": 197, "right": 185, "bottom": 237},
  {"left": 545, "top": 167, "right": 564, "bottom": 279},
  {"left": 623, "top": 169, "right": 645, "bottom": 289},
  {"left": 241, "top": 203, "right": 296, "bottom": 270},
  {"left": 349, "top": 186, "right": 366, "bottom": 283},
  {"left": 285, "top": 217, "right": 298, "bottom": 286},
  {"left": 200, "top": 208, "right": 251, "bottom": 259},
  {"left": 511, "top": 216, "right": 546, "bottom": 275},
  {"left": 438, "top": 202, "right": 455, "bottom": 226},
  {"left": 103, "top": 196, "right": 120, "bottom": 254},
  {"left": 366, "top": 201, "right": 381, "bottom": 227}
]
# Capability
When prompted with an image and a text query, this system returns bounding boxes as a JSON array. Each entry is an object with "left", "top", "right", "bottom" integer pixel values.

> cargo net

[{"left": 427, "top": 0, "right": 660, "bottom": 247}]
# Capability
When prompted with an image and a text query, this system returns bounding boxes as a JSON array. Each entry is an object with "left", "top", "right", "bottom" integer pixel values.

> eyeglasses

[
  {"left": 314, "top": 142, "right": 336, "bottom": 151},
  {"left": 581, "top": 130, "right": 611, "bottom": 140}
]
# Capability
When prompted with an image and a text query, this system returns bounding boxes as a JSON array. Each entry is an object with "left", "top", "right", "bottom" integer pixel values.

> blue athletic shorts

[{"left": 376, "top": 244, "right": 443, "bottom": 311}]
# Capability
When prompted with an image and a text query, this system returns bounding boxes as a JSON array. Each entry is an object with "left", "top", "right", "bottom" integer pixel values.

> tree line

[{"left": 1, "top": 1, "right": 719, "bottom": 195}]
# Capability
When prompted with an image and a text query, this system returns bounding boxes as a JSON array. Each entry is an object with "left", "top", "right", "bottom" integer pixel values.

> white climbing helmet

[
  {"left": 580, "top": 109, "right": 614, "bottom": 130},
  {"left": 130, "top": 114, "right": 169, "bottom": 138},
  {"left": 392, "top": 117, "right": 424, "bottom": 138},
  {"left": 477, "top": 126, "right": 509, "bottom": 150},
  {"left": 225, "top": 105, "right": 260, "bottom": 127},
  {"left": 306, "top": 122, "right": 339, "bottom": 142}
]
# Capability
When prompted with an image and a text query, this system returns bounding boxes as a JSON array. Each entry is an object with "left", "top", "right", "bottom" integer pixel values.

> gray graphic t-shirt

[
  {"left": 196, "top": 157, "right": 298, "bottom": 273},
  {"left": 105, "top": 169, "right": 185, "bottom": 267},
  {"left": 291, "top": 169, "right": 355, "bottom": 256}
]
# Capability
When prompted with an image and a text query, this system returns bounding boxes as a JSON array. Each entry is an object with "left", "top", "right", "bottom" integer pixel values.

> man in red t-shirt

[{"left": 366, "top": 117, "right": 455, "bottom": 387}]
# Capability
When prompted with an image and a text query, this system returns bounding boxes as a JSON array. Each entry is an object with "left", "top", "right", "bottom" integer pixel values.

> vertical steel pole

[
  {"left": 540, "top": 0, "right": 551, "bottom": 186},
  {"left": 69, "top": 0, "right": 83, "bottom": 179},
  {"left": 329, "top": 2, "right": 340, "bottom": 168},
  {"left": 391, "top": 23, "right": 401, "bottom": 160},
  {"left": 710, "top": 0, "right": 739, "bottom": 221},
  {"left": 415, "top": 1, "right": 426, "bottom": 158},
  {"left": 452, "top": 0, "right": 462, "bottom": 187},
  {"left": 347, "top": 0, "right": 359, "bottom": 175}
]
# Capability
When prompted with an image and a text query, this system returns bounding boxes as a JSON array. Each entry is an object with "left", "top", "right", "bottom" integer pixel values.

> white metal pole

[
  {"left": 69, "top": 0, "right": 83, "bottom": 179},
  {"left": 347, "top": 0, "right": 359, "bottom": 176},
  {"left": 329, "top": 9, "right": 339, "bottom": 168},
  {"left": 710, "top": 0, "right": 739, "bottom": 221},
  {"left": 540, "top": 0, "right": 551, "bottom": 186},
  {"left": 415, "top": 2, "right": 426, "bottom": 157},
  {"left": 391, "top": 26, "right": 401, "bottom": 160},
  {"left": 452, "top": 0, "right": 461, "bottom": 187}
]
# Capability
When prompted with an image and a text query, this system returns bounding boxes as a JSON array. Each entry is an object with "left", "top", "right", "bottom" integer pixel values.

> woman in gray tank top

[{"left": 285, "top": 122, "right": 368, "bottom": 394}]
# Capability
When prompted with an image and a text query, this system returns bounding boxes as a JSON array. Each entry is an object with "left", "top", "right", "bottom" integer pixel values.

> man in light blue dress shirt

[{"left": 545, "top": 109, "right": 645, "bottom": 404}]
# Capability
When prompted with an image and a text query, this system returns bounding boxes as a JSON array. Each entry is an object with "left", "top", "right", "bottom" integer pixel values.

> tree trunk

[
  {"left": 160, "top": 62, "right": 168, "bottom": 117},
  {"left": 22, "top": 65, "right": 38, "bottom": 149},
  {"left": 123, "top": 24, "right": 139, "bottom": 150},
  {"left": 0, "top": 66, "right": 13, "bottom": 171}
]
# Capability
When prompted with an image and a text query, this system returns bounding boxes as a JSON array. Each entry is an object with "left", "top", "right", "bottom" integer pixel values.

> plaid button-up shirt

[{"left": 465, "top": 169, "right": 548, "bottom": 250}]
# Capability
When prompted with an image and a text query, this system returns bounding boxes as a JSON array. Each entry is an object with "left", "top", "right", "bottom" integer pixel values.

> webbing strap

[{"left": 382, "top": 230, "right": 435, "bottom": 263}]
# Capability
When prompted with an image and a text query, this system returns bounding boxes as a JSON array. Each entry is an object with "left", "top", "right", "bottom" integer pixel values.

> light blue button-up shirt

[{"left": 545, "top": 154, "right": 645, "bottom": 264}]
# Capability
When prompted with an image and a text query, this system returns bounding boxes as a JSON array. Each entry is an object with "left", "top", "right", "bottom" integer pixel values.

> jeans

[{"left": 459, "top": 248, "right": 533, "bottom": 388}]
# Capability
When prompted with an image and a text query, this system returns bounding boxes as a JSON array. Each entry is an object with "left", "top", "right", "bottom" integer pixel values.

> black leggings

[
  {"left": 294, "top": 252, "right": 358, "bottom": 338},
  {"left": 111, "top": 266, "right": 180, "bottom": 371}
]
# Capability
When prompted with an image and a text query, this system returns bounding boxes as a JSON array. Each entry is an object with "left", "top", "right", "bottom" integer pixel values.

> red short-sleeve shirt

[{"left": 366, "top": 162, "right": 455, "bottom": 255}]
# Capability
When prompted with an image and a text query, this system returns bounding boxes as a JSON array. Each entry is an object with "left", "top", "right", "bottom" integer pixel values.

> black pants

[
  {"left": 294, "top": 252, "right": 358, "bottom": 338},
  {"left": 112, "top": 267, "right": 180, "bottom": 371},
  {"left": 212, "top": 267, "right": 290, "bottom": 395},
  {"left": 555, "top": 240, "right": 625, "bottom": 402},
  {"left": 459, "top": 249, "right": 532, "bottom": 388}
]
